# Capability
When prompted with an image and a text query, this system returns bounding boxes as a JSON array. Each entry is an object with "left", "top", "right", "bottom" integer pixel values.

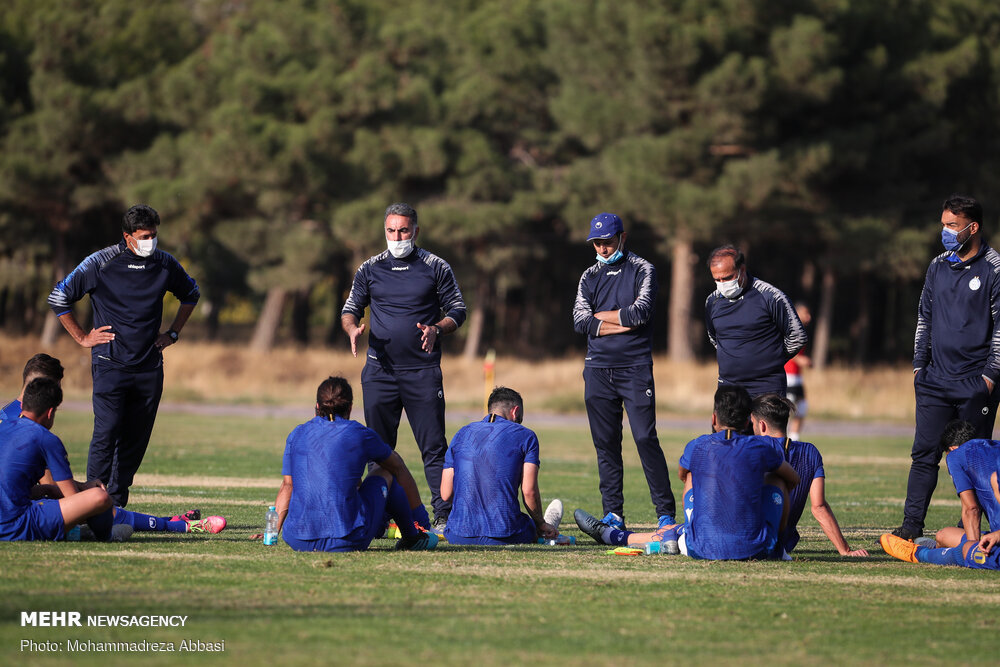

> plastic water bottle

[
  {"left": 644, "top": 541, "right": 662, "bottom": 555},
  {"left": 263, "top": 506, "right": 279, "bottom": 546},
  {"left": 66, "top": 525, "right": 81, "bottom": 542},
  {"left": 538, "top": 534, "right": 576, "bottom": 546}
]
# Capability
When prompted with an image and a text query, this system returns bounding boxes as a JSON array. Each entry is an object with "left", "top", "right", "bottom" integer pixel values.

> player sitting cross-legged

[
  {"left": 440, "top": 387, "right": 561, "bottom": 545},
  {"left": 268, "top": 376, "right": 436, "bottom": 552},
  {"left": 575, "top": 385, "right": 799, "bottom": 560},
  {"left": 4, "top": 354, "right": 225, "bottom": 537},
  {"left": 933, "top": 419, "right": 1000, "bottom": 547},
  {"left": 749, "top": 393, "right": 868, "bottom": 558},
  {"left": 0, "top": 378, "right": 125, "bottom": 542}
]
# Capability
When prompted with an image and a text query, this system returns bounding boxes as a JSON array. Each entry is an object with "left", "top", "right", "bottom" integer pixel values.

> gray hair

[{"left": 384, "top": 202, "right": 418, "bottom": 226}]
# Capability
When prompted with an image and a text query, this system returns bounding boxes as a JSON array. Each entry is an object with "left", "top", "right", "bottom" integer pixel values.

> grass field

[{"left": 2, "top": 407, "right": 999, "bottom": 666}]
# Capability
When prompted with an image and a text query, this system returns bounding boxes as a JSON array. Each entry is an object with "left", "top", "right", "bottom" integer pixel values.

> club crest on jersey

[
  {"left": 973, "top": 548, "right": 987, "bottom": 565},
  {"left": 970, "top": 276, "right": 981, "bottom": 291}
]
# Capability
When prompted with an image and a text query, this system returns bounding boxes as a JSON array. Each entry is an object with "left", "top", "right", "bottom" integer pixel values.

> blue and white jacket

[
  {"left": 705, "top": 275, "right": 806, "bottom": 385},
  {"left": 48, "top": 240, "right": 199, "bottom": 371},
  {"left": 572, "top": 251, "right": 657, "bottom": 368}
]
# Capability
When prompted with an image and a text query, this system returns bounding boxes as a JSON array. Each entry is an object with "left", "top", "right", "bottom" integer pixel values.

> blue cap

[{"left": 587, "top": 213, "right": 624, "bottom": 241}]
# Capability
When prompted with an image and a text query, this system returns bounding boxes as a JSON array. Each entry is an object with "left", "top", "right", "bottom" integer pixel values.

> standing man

[
  {"left": 572, "top": 212, "right": 675, "bottom": 531},
  {"left": 894, "top": 194, "right": 1000, "bottom": 540},
  {"left": 705, "top": 245, "right": 807, "bottom": 397},
  {"left": 47, "top": 204, "right": 199, "bottom": 507},
  {"left": 341, "top": 202, "right": 466, "bottom": 532}
]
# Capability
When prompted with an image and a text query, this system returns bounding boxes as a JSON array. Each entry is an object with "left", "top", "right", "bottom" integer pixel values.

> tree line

[{"left": 2, "top": 0, "right": 999, "bottom": 366}]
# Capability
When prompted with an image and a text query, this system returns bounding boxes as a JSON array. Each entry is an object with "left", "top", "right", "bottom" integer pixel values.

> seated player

[
  {"left": 271, "top": 376, "right": 436, "bottom": 552},
  {"left": 881, "top": 528, "right": 1000, "bottom": 570},
  {"left": 937, "top": 420, "right": 1000, "bottom": 546},
  {"left": 0, "top": 378, "right": 125, "bottom": 542},
  {"left": 576, "top": 385, "right": 799, "bottom": 560},
  {"left": 749, "top": 393, "right": 867, "bottom": 557},
  {"left": 440, "top": 387, "right": 560, "bottom": 545},
  {"left": 4, "top": 354, "right": 225, "bottom": 536},
  {"left": 1, "top": 353, "right": 64, "bottom": 424}
]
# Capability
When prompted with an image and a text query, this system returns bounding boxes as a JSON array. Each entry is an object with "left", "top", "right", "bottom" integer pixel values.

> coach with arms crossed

[
  {"left": 48, "top": 204, "right": 199, "bottom": 507},
  {"left": 894, "top": 194, "right": 1000, "bottom": 541},
  {"left": 572, "top": 212, "right": 675, "bottom": 532},
  {"left": 341, "top": 202, "right": 466, "bottom": 532}
]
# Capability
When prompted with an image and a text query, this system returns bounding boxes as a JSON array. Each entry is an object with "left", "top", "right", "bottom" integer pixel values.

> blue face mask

[
  {"left": 596, "top": 248, "right": 623, "bottom": 264},
  {"left": 941, "top": 222, "right": 973, "bottom": 253}
]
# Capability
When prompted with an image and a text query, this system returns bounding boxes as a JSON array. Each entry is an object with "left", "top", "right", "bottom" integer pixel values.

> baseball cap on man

[{"left": 587, "top": 213, "right": 624, "bottom": 241}]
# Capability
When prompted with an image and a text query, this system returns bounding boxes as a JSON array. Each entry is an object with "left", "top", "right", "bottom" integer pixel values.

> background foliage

[{"left": 2, "top": 0, "right": 999, "bottom": 363}]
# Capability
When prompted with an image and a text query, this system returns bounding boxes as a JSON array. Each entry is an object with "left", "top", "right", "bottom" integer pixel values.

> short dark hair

[
  {"left": 316, "top": 376, "right": 353, "bottom": 420},
  {"left": 942, "top": 194, "right": 982, "bottom": 225},
  {"left": 21, "top": 377, "right": 63, "bottom": 414},
  {"left": 22, "top": 353, "right": 63, "bottom": 383},
  {"left": 714, "top": 385, "right": 751, "bottom": 430},
  {"left": 940, "top": 419, "right": 976, "bottom": 454},
  {"left": 384, "top": 202, "right": 418, "bottom": 226},
  {"left": 487, "top": 386, "right": 523, "bottom": 414},
  {"left": 751, "top": 393, "right": 793, "bottom": 434},
  {"left": 122, "top": 204, "right": 160, "bottom": 234},
  {"left": 707, "top": 245, "right": 745, "bottom": 270}
]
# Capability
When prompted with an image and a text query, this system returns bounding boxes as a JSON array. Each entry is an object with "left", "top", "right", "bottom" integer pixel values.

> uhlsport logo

[
  {"left": 645, "top": 388, "right": 652, "bottom": 398},
  {"left": 970, "top": 276, "right": 981, "bottom": 291},
  {"left": 437, "top": 389, "right": 444, "bottom": 399}
]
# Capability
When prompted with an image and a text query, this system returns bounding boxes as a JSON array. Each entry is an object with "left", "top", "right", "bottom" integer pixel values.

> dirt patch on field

[{"left": 133, "top": 473, "right": 276, "bottom": 488}]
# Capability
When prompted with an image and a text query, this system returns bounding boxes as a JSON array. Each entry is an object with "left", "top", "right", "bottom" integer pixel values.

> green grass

[{"left": 2, "top": 409, "right": 998, "bottom": 665}]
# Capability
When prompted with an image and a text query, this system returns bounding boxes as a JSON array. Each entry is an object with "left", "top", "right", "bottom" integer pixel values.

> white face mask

[
  {"left": 716, "top": 277, "right": 742, "bottom": 299},
  {"left": 132, "top": 237, "right": 157, "bottom": 258},
  {"left": 387, "top": 238, "right": 414, "bottom": 259}
]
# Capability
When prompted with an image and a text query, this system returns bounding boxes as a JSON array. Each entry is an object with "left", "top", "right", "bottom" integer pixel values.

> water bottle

[
  {"left": 66, "top": 525, "right": 81, "bottom": 542},
  {"left": 263, "top": 506, "right": 279, "bottom": 546},
  {"left": 538, "top": 534, "right": 576, "bottom": 546},
  {"left": 644, "top": 541, "right": 662, "bottom": 555}
]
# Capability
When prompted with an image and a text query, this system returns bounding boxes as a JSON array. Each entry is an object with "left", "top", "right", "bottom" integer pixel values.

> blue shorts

[
  {"left": 0, "top": 499, "right": 65, "bottom": 541},
  {"left": 283, "top": 477, "right": 389, "bottom": 553},
  {"left": 444, "top": 514, "right": 536, "bottom": 545},
  {"left": 964, "top": 543, "right": 1000, "bottom": 570}
]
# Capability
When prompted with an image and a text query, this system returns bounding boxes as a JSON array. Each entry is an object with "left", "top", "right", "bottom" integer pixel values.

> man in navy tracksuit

[
  {"left": 47, "top": 204, "right": 199, "bottom": 507},
  {"left": 341, "top": 202, "right": 466, "bottom": 530},
  {"left": 572, "top": 213, "right": 675, "bottom": 531},
  {"left": 894, "top": 194, "right": 1000, "bottom": 540},
  {"left": 705, "top": 245, "right": 807, "bottom": 398}
]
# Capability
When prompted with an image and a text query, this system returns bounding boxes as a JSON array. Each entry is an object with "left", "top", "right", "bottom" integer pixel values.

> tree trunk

[
  {"left": 813, "top": 264, "right": 835, "bottom": 370},
  {"left": 250, "top": 287, "right": 287, "bottom": 351},
  {"left": 850, "top": 275, "right": 871, "bottom": 364},
  {"left": 668, "top": 235, "right": 695, "bottom": 362},
  {"left": 291, "top": 288, "right": 310, "bottom": 345},
  {"left": 40, "top": 232, "right": 70, "bottom": 345},
  {"left": 463, "top": 276, "right": 488, "bottom": 360}
]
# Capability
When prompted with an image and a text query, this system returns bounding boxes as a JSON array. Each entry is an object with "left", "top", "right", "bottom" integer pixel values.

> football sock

[
  {"left": 386, "top": 482, "right": 420, "bottom": 538},
  {"left": 113, "top": 508, "right": 189, "bottom": 532},
  {"left": 600, "top": 526, "right": 631, "bottom": 546},
  {"left": 412, "top": 503, "right": 431, "bottom": 530},
  {"left": 915, "top": 546, "right": 960, "bottom": 566},
  {"left": 86, "top": 507, "right": 114, "bottom": 541}
]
